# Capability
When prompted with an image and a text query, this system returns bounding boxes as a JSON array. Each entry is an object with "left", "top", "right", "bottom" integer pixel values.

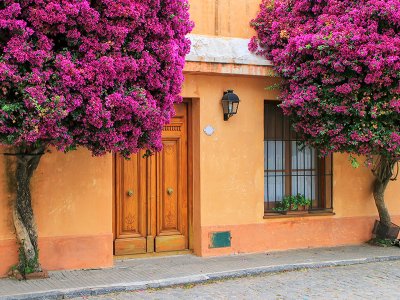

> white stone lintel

[{"left": 186, "top": 34, "right": 271, "bottom": 66}]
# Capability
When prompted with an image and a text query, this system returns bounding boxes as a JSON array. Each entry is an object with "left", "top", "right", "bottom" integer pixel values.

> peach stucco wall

[
  {"left": 182, "top": 74, "right": 279, "bottom": 227},
  {"left": 0, "top": 149, "right": 113, "bottom": 276},
  {"left": 190, "top": 0, "right": 261, "bottom": 38},
  {"left": 181, "top": 73, "right": 400, "bottom": 256},
  {"left": 183, "top": 0, "right": 400, "bottom": 257}
]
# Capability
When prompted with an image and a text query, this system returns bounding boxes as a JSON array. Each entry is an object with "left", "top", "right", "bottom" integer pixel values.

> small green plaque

[{"left": 209, "top": 231, "right": 231, "bottom": 248}]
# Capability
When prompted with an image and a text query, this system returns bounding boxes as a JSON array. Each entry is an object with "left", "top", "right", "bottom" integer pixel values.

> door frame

[{"left": 112, "top": 99, "right": 194, "bottom": 255}]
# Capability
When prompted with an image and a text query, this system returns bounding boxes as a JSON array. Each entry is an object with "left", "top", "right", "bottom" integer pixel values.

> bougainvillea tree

[
  {"left": 250, "top": 0, "right": 400, "bottom": 238},
  {"left": 0, "top": 0, "right": 192, "bottom": 276}
]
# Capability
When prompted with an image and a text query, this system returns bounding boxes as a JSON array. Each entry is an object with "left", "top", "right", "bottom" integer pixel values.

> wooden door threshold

[{"left": 114, "top": 249, "right": 192, "bottom": 260}]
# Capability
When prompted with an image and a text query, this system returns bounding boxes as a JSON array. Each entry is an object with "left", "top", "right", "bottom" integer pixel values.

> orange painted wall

[
  {"left": 182, "top": 74, "right": 279, "bottom": 227},
  {"left": 184, "top": 0, "right": 400, "bottom": 257},
  {"left": 182, "top": 73, "right": 400, "bottom": 256},
  {"left": 189, "top": 0, "right": 261, "bottom": 38},
  {"left": 200, "top": 216, "right": 400, "bottom": 257},
  {"left": 0, "top": 149, "right": 113, "bottom": 276}
]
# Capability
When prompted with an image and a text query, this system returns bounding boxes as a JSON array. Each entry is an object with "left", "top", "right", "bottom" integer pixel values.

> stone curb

[{"left": 3, "top": 255, "right": 400, "bottom": 300}]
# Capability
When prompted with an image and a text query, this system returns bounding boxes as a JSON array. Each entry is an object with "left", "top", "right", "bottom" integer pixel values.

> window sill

[{"left": 263, "top": 210, "right": 335, "bottom": 219}]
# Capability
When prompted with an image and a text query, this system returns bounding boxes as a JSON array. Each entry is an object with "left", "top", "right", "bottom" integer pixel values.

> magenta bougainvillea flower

[
  {"left": 0, "top": 0, "right": 193, "bottom": 156},
  {"left": 250, "top": 0, "right": 400, "bottom": 159}
]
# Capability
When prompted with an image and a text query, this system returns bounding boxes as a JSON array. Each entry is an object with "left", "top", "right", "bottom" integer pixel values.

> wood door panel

[
  {"left": 155, "top": 108, "right": 188, "bottom": 250},
  {"left": 114, "top": 151, "right": 147, "bottom": 255},
  {"left": 115, "top": 103, "right": 189, "bottom": 256},
  {"left": 121, "top": 154, "right": 140, "bottom": 235},
  {"left": 159, "top": 138, "right": 180, "bottom": 233},
  {"left": 115, "top": 237, "right": 147, "bottom": 255},
  {"left": 155, "top": 235, "right": 186, "bottom": 252}
]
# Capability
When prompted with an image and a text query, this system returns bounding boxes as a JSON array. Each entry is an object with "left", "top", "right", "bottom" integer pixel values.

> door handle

[
  {"left": 167, "top": 188, "right": 174, "bottom": 196},
  {"left": 127, "top": 190, "right": 134, "bottom": 197}
]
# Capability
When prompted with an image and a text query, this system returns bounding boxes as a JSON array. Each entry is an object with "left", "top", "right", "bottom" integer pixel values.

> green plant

[
  {"left": 368, "top": 238, "right": 398, "bottom": 247},
  {"left": 293, "top": 194, "right": 312, "bottom": 210},
  {"left": 273, "top": 197, "right": 291, "bottom": 212},
  {"left": 17, "top": 242, "right": 40, "bottom": 276},
  {"left": 273, "top": 194, "right": 311, "bottom": 212}
]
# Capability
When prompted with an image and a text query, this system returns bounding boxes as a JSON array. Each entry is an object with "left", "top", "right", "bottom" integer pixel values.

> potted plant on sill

[
  {"left": 272, "top": 197, "right": 291, "bottom": 214},
  {"left": 273, "top": 194, "right": 311, "bottom": 215}
]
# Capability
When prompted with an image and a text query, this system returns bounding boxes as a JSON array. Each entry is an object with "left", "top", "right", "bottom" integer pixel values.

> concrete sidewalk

[{"left": 1, "top": 245, "right": 400, "bottom": 300}]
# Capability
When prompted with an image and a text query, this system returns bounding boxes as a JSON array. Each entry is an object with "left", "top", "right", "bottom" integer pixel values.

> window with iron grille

[{"left": 264, "top": 101, "right": 333, "bottom": 214}]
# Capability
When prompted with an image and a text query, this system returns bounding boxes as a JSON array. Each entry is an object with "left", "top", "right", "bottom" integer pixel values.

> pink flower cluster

[
  {"left": 250, "top": 0, "right": 400, "bottom": 159},
  {"left": 0, "top": 0, "right": 193, "bottom": 156}
]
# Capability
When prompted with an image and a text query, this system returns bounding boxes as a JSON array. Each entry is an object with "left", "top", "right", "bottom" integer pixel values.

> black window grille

[{"left": 264, "top": 101, "right": 333, "bottom": 213}]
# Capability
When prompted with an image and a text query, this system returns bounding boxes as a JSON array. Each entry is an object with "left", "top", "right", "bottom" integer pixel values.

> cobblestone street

[{"left": 76, "top": 260, "right": 400, "bottom": 300}]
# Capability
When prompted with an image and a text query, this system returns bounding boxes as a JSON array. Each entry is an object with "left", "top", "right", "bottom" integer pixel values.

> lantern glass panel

[
  {"left": 231, "top": 101, "right": 239, "bottom": 114},
  {"left": 222, "top": 100, "right": 230, "bottom": 114}
]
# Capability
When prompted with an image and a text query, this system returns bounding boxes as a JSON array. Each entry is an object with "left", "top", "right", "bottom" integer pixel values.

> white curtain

[
  {"left": 264, "top": 141, "right": 285, "bottom": 201},
  {"left": 264, "top": 141, "right": 316, "bottom": 202},
  {"left": 291, "top": 142, "right": 316, "bottom": 200}
]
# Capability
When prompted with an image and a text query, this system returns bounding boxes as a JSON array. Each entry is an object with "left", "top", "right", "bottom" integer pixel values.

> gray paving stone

[{"left": 0, "top": 245, "right": 399, "bottom": 300}]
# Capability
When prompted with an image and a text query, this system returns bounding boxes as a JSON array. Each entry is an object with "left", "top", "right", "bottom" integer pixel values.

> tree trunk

[
  {"left": 372, "top": 156, "right": 396, "bottom": 238},
  {"left": 373, "top": 175, "right": 392, "bottom": 227},
  {"left": 10, "top": 145, "right": 46, "bottom": 275}
]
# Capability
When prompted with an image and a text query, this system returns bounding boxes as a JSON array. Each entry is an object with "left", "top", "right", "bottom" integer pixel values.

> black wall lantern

[{"left": 222, "top": 90, "right": 240, "bottom": 121}]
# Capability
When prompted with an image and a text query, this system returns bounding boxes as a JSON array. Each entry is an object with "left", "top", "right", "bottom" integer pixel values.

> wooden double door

[{"left": 114, "top": 104, "right": 189, "bottom": 255}]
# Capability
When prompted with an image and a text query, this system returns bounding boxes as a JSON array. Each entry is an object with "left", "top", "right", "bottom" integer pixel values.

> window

[{"left": 264, "top": 101, "right": 333, "bottom": 214}]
